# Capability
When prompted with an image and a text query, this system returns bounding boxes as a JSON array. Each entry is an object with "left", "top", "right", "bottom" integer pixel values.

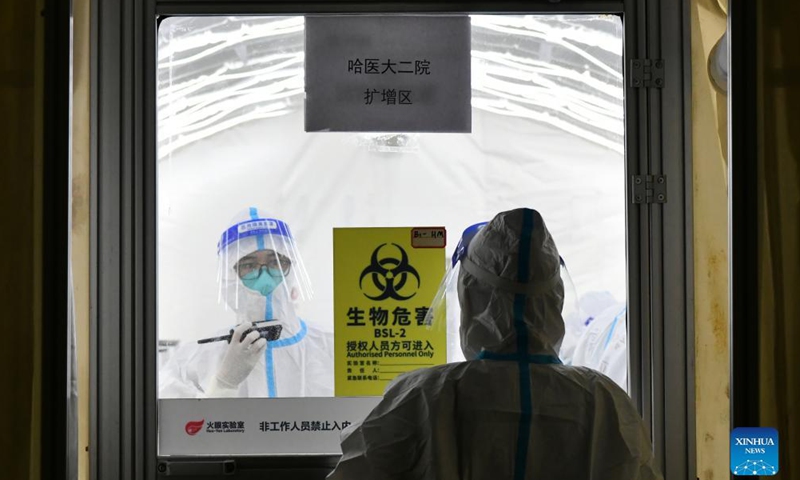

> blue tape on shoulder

[
  {"left": 271, "top": 320, "right": 308, "bottom": 348},
  {"left": 476, "top": 351, "right": 561, "bottom": 364}
]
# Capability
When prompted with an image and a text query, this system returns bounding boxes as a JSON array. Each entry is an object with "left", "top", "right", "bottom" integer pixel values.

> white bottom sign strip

[{"left": 159, "top": 397, "right": 382, "bottom": 456}]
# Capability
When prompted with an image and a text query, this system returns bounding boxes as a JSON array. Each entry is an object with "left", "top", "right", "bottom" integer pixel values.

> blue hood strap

[{"left": 476, "top": 351, "right": 562, "bottom": 364}]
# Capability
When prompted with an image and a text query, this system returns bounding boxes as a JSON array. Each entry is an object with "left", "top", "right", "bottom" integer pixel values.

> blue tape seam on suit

[
  {"left": 476, "top": 351, "right": 561, "bottom": 364},
  {"left": 603, "top": 307, "right": 627, "bottom": 350},
  {"left": 248, "top": 208, "right": 274, "bottom": 322},
  {"left": 216, "top": 207, "right": 292, "bottom": 252},
  {"left": 249, "top": 207, "right": 266, "bottom": 250},
  {"left": 469, "top": 210, "right": 564, "bottom": 480},
  {"left": 512, "top": 209, "right": 534, "bottom": 480},
  {"left": 247, "top": 208, "right": 309, "bottom": 397},
  {"left": 264, "top": 320, "right": 308, "bottom": 397}
]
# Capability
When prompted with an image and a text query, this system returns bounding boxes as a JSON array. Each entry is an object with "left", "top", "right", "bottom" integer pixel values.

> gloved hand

[{"left": 211, "top": 323, "right": 268, "bottom": 392}]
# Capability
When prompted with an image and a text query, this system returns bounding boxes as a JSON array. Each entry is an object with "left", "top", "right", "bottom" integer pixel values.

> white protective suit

[
  {"left": 571, "top": 301, "right": 628, "bottom": 391},
  {"left": 558, "top": 290, "right": 617, "bottom": 365},
  {"left": 329, "top": 208, "right": 661, "bottom": 480},
  {"left": 159, "top": 208, "right": 334, "bottom": 398}
]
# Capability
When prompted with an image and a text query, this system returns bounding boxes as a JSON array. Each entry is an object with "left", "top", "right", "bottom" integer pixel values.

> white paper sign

[
  {"left": 305, "top": 15, "right": 471, "bottom": 133},
  {"left": 159, "top": 397, "right": 382, "bottom": 456}
]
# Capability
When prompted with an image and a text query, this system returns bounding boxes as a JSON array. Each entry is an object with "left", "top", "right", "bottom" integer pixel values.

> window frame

[{"left": 90, "top": 0, "right": 694, "bottom": 479}]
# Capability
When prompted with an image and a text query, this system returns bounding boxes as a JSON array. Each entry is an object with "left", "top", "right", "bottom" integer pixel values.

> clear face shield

[
  {"left": 424, "top": 223, "right": 581, "bottom": 363},
  {"left": 217, "top": 216, "right": 314, "bottom": 325}
]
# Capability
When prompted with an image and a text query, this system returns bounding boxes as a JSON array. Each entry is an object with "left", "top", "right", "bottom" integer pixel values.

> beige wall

[
  {"left": 73, "top": 0, "right": 92, "bottom": 479},
  {"left": 690, "top": 0, "right": 730, "bottom": 479}
]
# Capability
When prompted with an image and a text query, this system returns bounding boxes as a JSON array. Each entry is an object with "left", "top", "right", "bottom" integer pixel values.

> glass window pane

[{"left": 156, "top": 14, "right": 627, "bottom": 408}]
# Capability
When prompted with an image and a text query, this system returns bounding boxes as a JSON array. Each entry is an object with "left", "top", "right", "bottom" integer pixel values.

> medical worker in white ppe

[
  {"left": 159, "top": 208, "right": 334, "bottom": 398},
  {"left": 328, "top": 208, "right": 661, "bottom": 480},
  {"left": 571, "top": 300, "right": 628, "bottom": 390}
]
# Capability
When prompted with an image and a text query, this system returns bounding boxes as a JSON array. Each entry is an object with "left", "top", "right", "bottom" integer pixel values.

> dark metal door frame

[
  {"left": 90, "top": 1, "right": 695, "bottom": 478},
  {"left": 728, "top": 0, "right": 760, "bottom": 433},
  {"left": 41, "top": 0, "right": 72, "bottom": 478}
]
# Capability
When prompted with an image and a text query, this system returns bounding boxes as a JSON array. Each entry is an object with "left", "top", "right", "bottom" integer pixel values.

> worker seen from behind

[{"left": 328, "top": 207, "right": 661, "bottom": 480}]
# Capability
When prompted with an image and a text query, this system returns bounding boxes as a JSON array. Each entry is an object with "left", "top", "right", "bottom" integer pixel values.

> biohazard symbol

[{"left": 359, "top": 243, "right": 421, "bottom": 301}]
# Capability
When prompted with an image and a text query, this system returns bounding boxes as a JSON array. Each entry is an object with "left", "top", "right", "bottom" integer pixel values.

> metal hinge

[
  {"left": 630, "top": 59, "right": 665, "bottom": 88},
  {"left": 632, "top": 174, "right": 667, "bottom": 204}
]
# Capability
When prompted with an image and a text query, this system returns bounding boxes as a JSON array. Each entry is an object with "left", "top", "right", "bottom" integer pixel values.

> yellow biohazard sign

[{"left": 333, "top": 227, "right": 446, "bottom": 396}]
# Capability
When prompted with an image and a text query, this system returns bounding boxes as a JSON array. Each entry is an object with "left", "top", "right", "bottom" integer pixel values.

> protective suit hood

[{"left": 457, "top": 208, "right": 565, "bottom": 360}]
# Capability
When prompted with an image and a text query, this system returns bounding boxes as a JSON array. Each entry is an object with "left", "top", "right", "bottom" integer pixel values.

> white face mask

[
  {"left": 228, "top": 284, "right": 305, "bottom": 337},
  {"left": 217, "top": 211, "right": 314, "bottom": 329}
]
